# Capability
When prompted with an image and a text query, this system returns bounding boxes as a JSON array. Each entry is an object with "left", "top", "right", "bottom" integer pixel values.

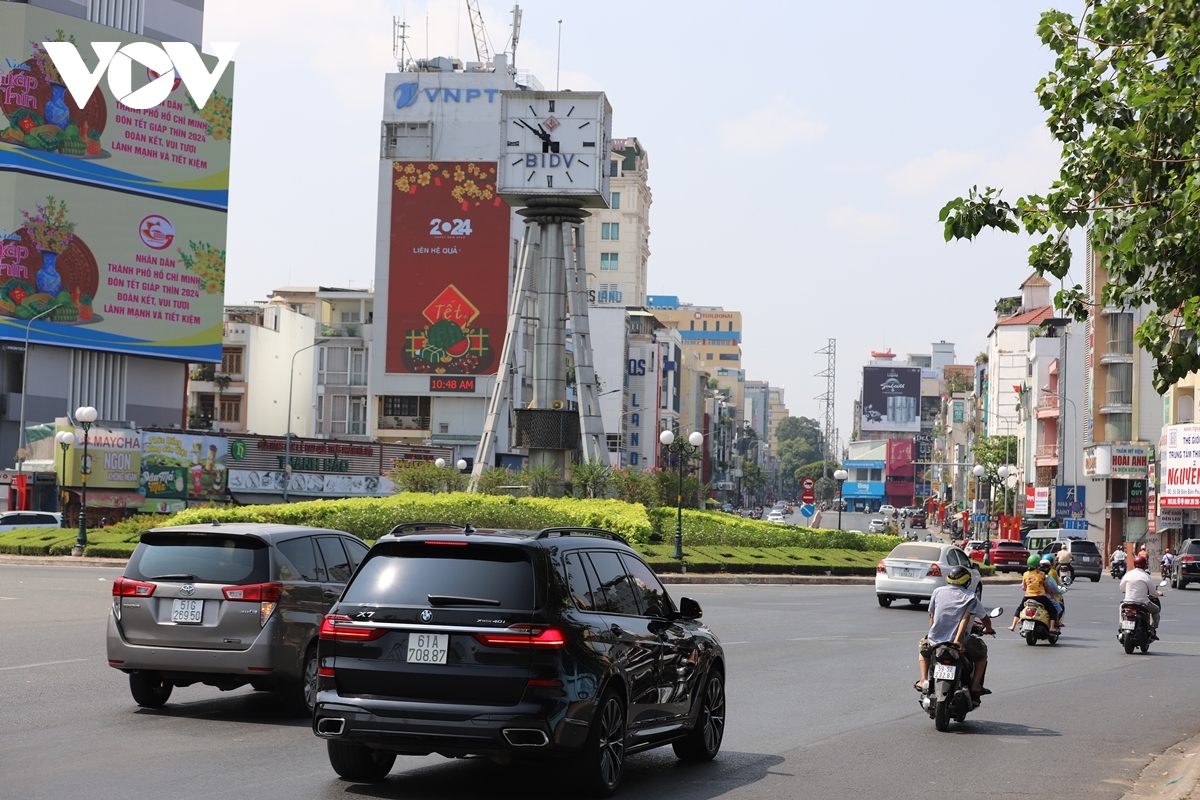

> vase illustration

[
  {"left": 45, "top": 83, "right": 71, "bottom": 128},
  {"left": 36, "top": 251, "right": 62, "bottom": 295}
]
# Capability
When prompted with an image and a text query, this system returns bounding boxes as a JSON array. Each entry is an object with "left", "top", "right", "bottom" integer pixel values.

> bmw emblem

[
  {"left": 420, "top": 609, "right": 433, "bottom": 623},
  {"left": 180, "top": 584, "right": 196, "bottom": 597}
]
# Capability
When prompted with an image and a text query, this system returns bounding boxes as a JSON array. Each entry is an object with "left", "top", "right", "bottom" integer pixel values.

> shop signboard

[
  {"left": 1160, "top": 423, "right": 1200, "bottom": 508},
  {"left": 842, "top": 481, "right": 885, "bottom": 498},
  {"left": 1053, "top": 485, "right": 1086, "bottom": 519},
  {"left": 952, "top": 400, "right": 965, "bottom": 423},
  {"left": 385, "top": 160, "right": 509, "bottom": 375},
  {"left": 1111, "top": 442, "right": 1150, "bottom": 478},
  {"left": 1025, "top": 485, "right": 1050, "bottom": 515},
  {"left": 886, "top": 438, "right": 915, "bottom": 473},
  {"left": 139, "top": 431, "right": 227, "bottom": 500},
  {"left": 227, "top": 436, "right": 381, "bottom": 474},
  {"left": 861, "top": 366, "right": 920, "bottom": 433},
  {"left": 1127, "top": 479, "right": 1147, "bottom": 518},
  {"left": 55, "top": 423, "right": 140, "bottom": 489},
  {"left": 226, "top": 470, "right": 392, "bottom": 497},
  {"left": 1083, "top": 444, "right": 1111, "bottom": 478}
]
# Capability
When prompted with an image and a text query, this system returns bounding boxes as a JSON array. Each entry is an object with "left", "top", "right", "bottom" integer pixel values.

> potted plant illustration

[
  {"left": 21, "top": 197, "right": 75, "bottom": 296},
  {"left": 29, "top": 33, "right": 76, "bottom": 129}
]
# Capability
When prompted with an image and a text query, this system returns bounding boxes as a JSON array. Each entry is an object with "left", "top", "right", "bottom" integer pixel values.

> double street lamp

[
  {"left": 54, "top": 430, "right": 75, "bottom": 528},
  {"left": 435, "top": 457, "right": 469, "bottom": 492},
  {"left": 660, "top": 429, "right": 704, "bottom": 561},
  {"left": 71, "top": 405, "right": 98, "bottom": 556},
  {"left": 834, "top": 468, "right": 849, "bottom": 531}
]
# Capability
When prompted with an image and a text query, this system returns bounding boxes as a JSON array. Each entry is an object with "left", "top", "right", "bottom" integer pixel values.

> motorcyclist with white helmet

[{"left": 1120, "top": 553, "right": 1162, "bottom": 639}]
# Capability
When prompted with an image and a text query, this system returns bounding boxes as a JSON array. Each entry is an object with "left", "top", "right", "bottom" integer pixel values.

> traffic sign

[
  {"left": 801, "top": 478, "right": 815, "bottom": 491},
  {"left": 801, "top": 490, "right": 815, "bottom": 504},
  {"left": 1063, "top": 519, "right": 1088, "bottom": 531},
  {"left": 800, "top": 504, "right": 815, "bottom": 517}
]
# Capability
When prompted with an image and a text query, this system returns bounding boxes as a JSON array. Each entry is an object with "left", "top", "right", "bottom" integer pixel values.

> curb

[
  {"left": 0, "top": 554, "right": 127, "bottom": 567},
  {"left": 1121, "top": 730, "right": 1200, "bottom": 799}
]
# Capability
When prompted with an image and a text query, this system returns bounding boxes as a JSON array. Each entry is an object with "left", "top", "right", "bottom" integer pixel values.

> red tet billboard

[
  {"left": 386, "top": 161, "right": 509, "bottom": 374},
  {"left": 887, "top": 438, "right": 915, "bottom": 474}
]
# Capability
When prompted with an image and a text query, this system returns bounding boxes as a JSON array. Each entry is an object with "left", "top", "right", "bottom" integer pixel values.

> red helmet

[{"left": 1134, "top": 553, "right": 1149, "bottom": 569}]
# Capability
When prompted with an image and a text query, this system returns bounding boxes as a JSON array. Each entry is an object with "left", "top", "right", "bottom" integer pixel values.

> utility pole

[{"left": 816, "top": 339, "right": 836, "bottom": 478}]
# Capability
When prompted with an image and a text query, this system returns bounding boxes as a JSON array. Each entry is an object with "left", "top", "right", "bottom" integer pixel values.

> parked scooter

[
  {"left": 1111, "top": 560, "right": 1127, "bottom": 579},
  {"left": 919, "top": 608, "right": 1003, "bottom": 732},
  {"left": 1016, "top": 597, "right": 1060, "bottom": 646},
  {"left": 1118, "top": 580, "right": 1168, "bottom": 655}
]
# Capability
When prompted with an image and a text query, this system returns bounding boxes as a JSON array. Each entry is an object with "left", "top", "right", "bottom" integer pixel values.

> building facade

[{"left": 585, "top": 138, "right": 650, "bottom": 309}]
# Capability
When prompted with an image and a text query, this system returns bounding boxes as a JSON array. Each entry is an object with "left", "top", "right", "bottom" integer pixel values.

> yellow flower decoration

[
  {"left": 396, "top": 177, "right": 411, "bottom": 192},
  {"left": 405, "top": 164, "right": 416, "bottom": 174},
  {"left": 417, "top": 171, "right": 431, "bottom": 186}
]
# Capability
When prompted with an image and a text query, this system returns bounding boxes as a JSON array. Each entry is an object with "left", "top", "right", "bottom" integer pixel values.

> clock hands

[{"left": 518, "top": 119, "right": 550, "bottom": 143}]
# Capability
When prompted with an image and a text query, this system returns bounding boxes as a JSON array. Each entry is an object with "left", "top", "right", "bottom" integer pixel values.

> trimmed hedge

[{"left": 0, "top": 494, "right": 913, "bottom": 561}]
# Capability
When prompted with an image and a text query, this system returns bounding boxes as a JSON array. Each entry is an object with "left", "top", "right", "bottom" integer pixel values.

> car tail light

[
  {"left": 113, "top": 576, "right": 156, "bottom": 597},
  {"left": 223, "top": 582, "right": 283, "bottom": 627},
  {"left": 926, "top": 563, "right": 942, "bottom": 577},
  {"left": 318, "top": 666, "right": 335, "bottom": 677},
  {"left": 876, "top": 560, "right": 887, "bottom": 574},
  {"left": 1182, "top": 555, "right": 1195, "bottom": 564},
  {"left": 425, "top": 540, "right": 468, "bottom": 546},
  {"left": 319, "top": 614, "right": 387, "bottom": 642},
  {"left": 474, "top": 625, "right": 567, "bottom": 648}
]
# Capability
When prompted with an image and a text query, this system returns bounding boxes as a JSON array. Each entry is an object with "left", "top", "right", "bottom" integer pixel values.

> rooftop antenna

[
  {"left": 556, "top": 19, "right": 562, "bottom": 90},
  {"left": 393, "top": 16, "right": 411, "bottom": 71},
  {"left": 510, "top": 4, "right": 522, "bottom": 72}
]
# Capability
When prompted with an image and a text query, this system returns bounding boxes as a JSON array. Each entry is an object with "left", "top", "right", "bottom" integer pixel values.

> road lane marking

[{"left": 0, "top": 658, "right": 89, "bottom": 671}]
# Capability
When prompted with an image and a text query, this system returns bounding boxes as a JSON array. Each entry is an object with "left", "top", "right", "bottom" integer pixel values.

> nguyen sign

[
  {"left": 1160, "top": 423, "right": 1200, "bottom": 508},
  {"left": 43, "top": 41, "right": 236, "bottom": 111}
]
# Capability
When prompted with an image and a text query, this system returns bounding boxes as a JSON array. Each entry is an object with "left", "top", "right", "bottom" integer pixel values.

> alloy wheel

[
  {"left": 700, "top": 675, "right": 726, "bottom": 754},
  {"left": 596, "top": 697, "right": 625, "bottom": 790}
]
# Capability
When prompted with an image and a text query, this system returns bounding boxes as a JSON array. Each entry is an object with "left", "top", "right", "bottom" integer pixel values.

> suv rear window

[
  {"left": 1069, "top": 540, "right": 1099, "bottom": 554},
  {"left": 343, "top": 542, "right": 536, "bottom": 610},
  {"left": 127, "top": 533, "right": 269, "bottom": 585},
  {"left": 1184, "top": 541, "right": 1200, "bottom": 556},
  {"left": 995, "top": 541, "right": 1025, "bottom": 549}
]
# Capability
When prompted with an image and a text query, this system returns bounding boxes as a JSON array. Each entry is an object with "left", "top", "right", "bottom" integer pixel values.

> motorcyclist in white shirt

[
  {"left": 1119, "top": 553, "right": 1162, "bottom": 639},
  {"left": 1111, "top": 547, "right": 1127, "bottom": 566}
]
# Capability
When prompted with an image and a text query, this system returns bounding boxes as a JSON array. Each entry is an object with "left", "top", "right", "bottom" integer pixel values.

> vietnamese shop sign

[
  {"left": 139, "top": 431, "right": 227, "bottom": 500},
  {"left": 1161, "top": 423, "right": 1200, "bottom": 508}
]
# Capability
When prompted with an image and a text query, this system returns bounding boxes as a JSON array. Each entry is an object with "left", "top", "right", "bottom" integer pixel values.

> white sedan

[
  {"left": 875, "top": 542, "right": 982, "bottom": 608},
  {"left": 766, "top": 511, "right": 786, "bottom": 523}
]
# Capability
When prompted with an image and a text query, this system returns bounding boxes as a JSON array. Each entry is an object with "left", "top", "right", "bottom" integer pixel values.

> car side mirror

[{"left": 679, "top": 597, "right": 703, "bottom": 619}]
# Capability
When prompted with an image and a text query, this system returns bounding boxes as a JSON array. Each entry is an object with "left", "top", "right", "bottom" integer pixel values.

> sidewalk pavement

[{"left": 1117, "top": 729, "right": 1200, "bottom": 799}]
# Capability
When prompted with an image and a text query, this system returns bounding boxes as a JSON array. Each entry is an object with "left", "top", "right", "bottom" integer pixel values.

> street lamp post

[
  {"left": 283, "top": 339, "right": 329, "bottom": 503},
  {"left": 54, "top": 430, "right": 75, "bottom": 528},
  {"left": 72, "top": 406, "right": 98, "bottom": 556},
  {"left": 660, "top": 429, "right": 703, "bottom": 561},
  {"left": 972, "top": 464, "right": 987, "bottom": 558},
  {"left": 997, "top": 464, "right": 1010, "bottom": 529},
  {"left": 434, "top": 457, "right": 469, "bottom": 492},
  {"left": 16, "top": 305, "right": 59, "bottom": 488},
  {"left": 834, "top": 469, "right": 849, "bottom": 531}
]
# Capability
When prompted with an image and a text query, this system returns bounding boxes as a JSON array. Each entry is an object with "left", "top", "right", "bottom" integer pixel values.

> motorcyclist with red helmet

[{"left": 1120, "top": 552, "right": 1162, "bottom": 639}]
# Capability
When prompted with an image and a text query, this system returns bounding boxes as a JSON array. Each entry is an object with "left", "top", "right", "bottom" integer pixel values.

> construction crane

[{"left": 465, "top": 0, "right": 491, "bottom": 64}]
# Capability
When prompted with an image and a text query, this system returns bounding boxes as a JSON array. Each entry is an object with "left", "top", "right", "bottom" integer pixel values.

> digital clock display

[{"left": 429, "top": 376, "right": 477, "bottom": 393}]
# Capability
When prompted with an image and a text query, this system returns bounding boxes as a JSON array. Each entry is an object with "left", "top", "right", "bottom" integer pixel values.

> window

[
  {"left": 384, "top": 396, "right": 419, "bottom": 416},
  {"left": 317, "top": 537, "right": 353, "bottom": 583},
  {"left": 610, "top": 159, "right": 619, "bottom": 177},
  {"left": 601, "top": 222, "right": 620, "bottom": 240},
  {"left": 586, "top": 552, "right": 641, "bottom": 616},
  {"left": 315, "top": 395, "right": 325, "bottom": 434},
  {"left": 1108, "top": 313, "right": 1134, "bottom": 354},
  {"left": 350, "top": 397, "right": 367, "bottom": 435},
  {"left": 340, "top": 542, "right": 535, "bottom": 610},
  {"left": 702, "top": 321, "right": 708, "bottom": 331},
  {"left": 706, "top": 353, "right": 713, "bottom": 360},
  {"left": 620, "top": 554, "right": 671, "bottom": 617},
  {"left": 350, "top": 348, "right": 367, "bottom": 386},
  {"left": 320, "top": 346, "right": 350, "bottom": 385},
  {"left": 610, "top": 192, "right": 620, "bottom": 209},
  {"left": 219, "top": 396, "right": 241, "bottom": 423},
  {"left": 340, "top": 311, "right": 361, "bottom": 323},
  {"left": 221, "top": 347, "right": 242, "bottom": 375},
  {"left": 719, "top": 353, "right": 739, "bottom": 361},
  {"left": 600, "top": 252, "right": 619, "bottom": 270},
  {"left": 439, "top": 422, "right": 450, "bottom": 434},
  {"left": 344, "top": 539, "right": 369, "bottom": 571},
  {"left": 329, "top": 394, "right": 349, "bottom": 434},
  {"left": 277, "top": 537, "right": 322, "bottom": 582},
  {"left": 1106, "top": 363, "right": 1133, "bottom": 405},
  {"left": 689, "top": 321, "right": 695, "bottom": 331},
  {"left": 564, "top": 552, "right": 600, "bottom": 611}
]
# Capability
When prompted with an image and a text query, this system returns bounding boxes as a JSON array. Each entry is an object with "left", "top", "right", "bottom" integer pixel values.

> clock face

[{"left": 498, "top": 91, "right": 611, "bottom": 206}]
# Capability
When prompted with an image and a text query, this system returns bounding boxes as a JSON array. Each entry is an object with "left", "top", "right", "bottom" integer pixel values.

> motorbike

[
  {"left": 1056, "top": 564, "right": 1074, "bottom": 586},
  {"left": 1119, "top": 580, "right": 1169, "bottom": 655},
  {"left": 1111, "top": 560, "right": 1126, "bottom": 579},
  {"left": 1016, "top": 597, "right": 1060, "bottom": 646},
  {"left": 919, "top": 608, "right": 1002, "bottom": 732}
]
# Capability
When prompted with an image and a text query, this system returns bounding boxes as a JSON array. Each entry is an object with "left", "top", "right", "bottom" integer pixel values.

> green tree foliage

[
  {"left": 940, "top": 1, "right": 1200, "bottom": 391},
  {"left": 970, "top": 435, "right": 1018, "bottom": 486},
  {"left": 389, "top": 461, "right": 467, "bottom": 494},
  {"left": 611, "top": 466, "right": 657, "bottom": 506},
  {"left": 775, "top": 416, "right": 825, "bottom": 496},
  {"left": 570, "top": 459, "right": 613, "bottom": 499}
]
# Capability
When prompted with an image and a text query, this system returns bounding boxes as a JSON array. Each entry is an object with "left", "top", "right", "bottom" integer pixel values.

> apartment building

[{"left": 585, "top": 138, "right": 651, "bottom": 309}]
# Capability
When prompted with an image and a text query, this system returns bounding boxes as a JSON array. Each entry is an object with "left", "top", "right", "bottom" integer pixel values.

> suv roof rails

[
  {"left": 386, "top": 522, "right": 475, "bottom": 536},
  {"left": 535, "top": 527, "right": 627, "bottom": 543}
]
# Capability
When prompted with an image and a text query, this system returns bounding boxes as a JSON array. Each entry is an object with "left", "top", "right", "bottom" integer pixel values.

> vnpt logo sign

[
  {"left": 393, "top": 81, "right": 499, "bottom": 108},
  {"left": 42, "top": 41, "right": 237, "bottom": 111}
]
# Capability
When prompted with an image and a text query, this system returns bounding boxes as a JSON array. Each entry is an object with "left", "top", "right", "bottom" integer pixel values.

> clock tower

[{"left": 474, "top": 91, "right": 613, "bottom": 481}]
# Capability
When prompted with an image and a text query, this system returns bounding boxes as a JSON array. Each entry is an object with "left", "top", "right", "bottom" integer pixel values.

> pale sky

[{"left": 204, "top": 0, "right": 1085, "bottom": 445}]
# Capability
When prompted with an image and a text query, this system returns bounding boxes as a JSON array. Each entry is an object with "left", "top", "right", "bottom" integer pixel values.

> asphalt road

[{"left": 4, "top": 563, "right": 1199, "bottom": 799}]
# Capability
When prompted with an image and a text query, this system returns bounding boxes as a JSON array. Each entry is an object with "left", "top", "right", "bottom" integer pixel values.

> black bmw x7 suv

[{"left": 313, "top": 523, "right": 726, "bottom": 796}]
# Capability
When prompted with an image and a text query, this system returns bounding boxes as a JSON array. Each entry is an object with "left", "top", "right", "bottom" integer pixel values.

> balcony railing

[
  {"left": 1037, "top": 394, "right": 1059, "bottom": 409},
  {"left": 1036, "top": 444, "right": 1060, "bottom": 458},
  {"left": 378, "top": 415, "right": 431, "bottom": 430},
  {"left": 1106, "top": 390, "right": 1133, "bottom": 406}
]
